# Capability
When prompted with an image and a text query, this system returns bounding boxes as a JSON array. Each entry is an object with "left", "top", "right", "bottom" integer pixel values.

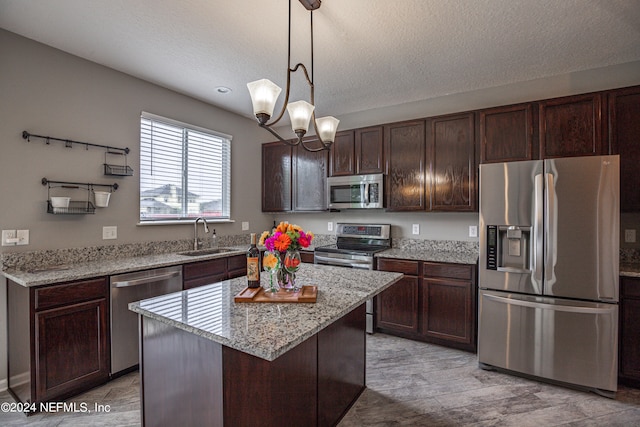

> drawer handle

[{"left": 112, "top": 271, "right": 182, "bottom": 288}]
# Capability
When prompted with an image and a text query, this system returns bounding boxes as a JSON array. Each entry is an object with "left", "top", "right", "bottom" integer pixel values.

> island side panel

[
  {"left": 140, "top": 317, "right": 224, "bottom": 427},
  {"left": 222, "top": 335, "right": 318, "bottom": 427},
  {"left": 318, "top": 303, "right": 366, "bottom": 427}
]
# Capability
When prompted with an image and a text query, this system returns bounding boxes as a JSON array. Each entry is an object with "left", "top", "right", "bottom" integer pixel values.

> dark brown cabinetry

[
  {"left": 427, "top": 112, "right": 476, "bottom": 211},
  {"left": 376, "top": 258, "right": 477, "bottom": 352},
  {"left": 329, "top": 126, "right": 384, "bottom": 177},
  {"left": 421, "top": 262, "right": 476, "bottom": 351},
  {"left": 609, "top": 85, "right": 640, "bottom": 212},
  {"left": 539, "top": 92, "right": 605, "bottom": 158},
  {"left": 8, "top": 278, "right": 110, "bottom": 405},
  {"left": 619, "top": 277, "right": 640, "bottom": 386},
  {"left": 375, "top": 258, "right": 420, "bottom": 334},
  {"left": 384, "top": 120, "right": 428, "bottom": 211},
  {"left": 479, "top": 103, "right": 535, "bottom": 163},
  {"left": 183, "top": 255, "right": 247, "bottom": 289},
  {"left": 300, "top": 250, "right": 315, "bottom": 264},
  {"left": 262, "top": 141, "right": 292, "bottom": 212},
  {"left": 293, "top": 139, "right": 329, "bottom": 211}
]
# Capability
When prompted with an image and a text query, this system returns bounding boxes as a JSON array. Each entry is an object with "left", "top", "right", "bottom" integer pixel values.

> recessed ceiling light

[{"left": 215, "top": 86, "right": 232, "bottom": 94}]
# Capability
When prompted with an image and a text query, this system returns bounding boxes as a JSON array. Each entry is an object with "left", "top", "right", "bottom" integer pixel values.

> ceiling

[{"left": 1, "top": 0, "right": 640, "bottom": 125}]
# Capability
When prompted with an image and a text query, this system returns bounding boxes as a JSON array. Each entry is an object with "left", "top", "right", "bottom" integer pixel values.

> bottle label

[{"left": 247, "top": 257, "right": 260, "bottom": 281}]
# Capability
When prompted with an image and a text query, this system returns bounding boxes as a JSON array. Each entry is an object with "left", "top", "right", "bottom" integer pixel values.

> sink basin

[{"left": 177, "top": 248, "right": 235, "bottom": 257}]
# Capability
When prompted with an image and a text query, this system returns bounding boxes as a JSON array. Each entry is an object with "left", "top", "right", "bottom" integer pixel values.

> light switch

[
  {"left": 469, "top": 226, "right": 478, "bottom": 238},
  {"left": 625, "top": 229, "right": 636, "bottom": 243},
  {"left": 328, "top": 222, "right": 333, "bottom": 231},
  {"left": 16, "top": 229, "right": 29, "bottom": 245},
  {"left": 2, "top": 230, "right": 18, "bottom": 246},
  {"left": 103, "top": 226, "right": 118, "bottom": 240},
  {"left": 242, "top": 221, "right": 249, "bottom": 231},
  {"left": 412, "top": 224, "right": 420, "bottom": 235}
]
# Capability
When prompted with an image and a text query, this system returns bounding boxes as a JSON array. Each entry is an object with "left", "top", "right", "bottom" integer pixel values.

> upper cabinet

[
  {"left": 538, "top": 92, "right": 605, "bottom": 158},
  {"left": 479, "top": 103, "right": 535, "bottom": 163},
  {"left": 609, "top": 85, "right": 640, "bottom": 212},
  {"left": 384, "top": 120, "right": 428, "bottom": 211},
  {"left": 262, "top": 141, "right": 292, "bottom": 212},
  {"left": 329, "top": 126, "right": 384, "bottom": 177},
  {"left": 427, "top": 112, "right": 476, "bottom": 211},
  {"left": 293, "top": 138, "right": 329, "bottom": 211}
]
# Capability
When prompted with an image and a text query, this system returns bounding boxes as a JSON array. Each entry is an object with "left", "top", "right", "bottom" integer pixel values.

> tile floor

[{"left": 2, "top": 333, "right": 640, "bottom": 426}]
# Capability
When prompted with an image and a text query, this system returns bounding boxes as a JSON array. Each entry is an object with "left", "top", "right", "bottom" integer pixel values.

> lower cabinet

[
  {"left": 619, "top": 277, "right": 640, "bottom": 386},
  {"left": 376, "top": 257, "right": 477, "bottom": 352},
  {"left": 8, "top": 278, "right": 110, "bottom": 405},
  {"left": 183, "top": 254, "right": 248, "bottom": 289}
]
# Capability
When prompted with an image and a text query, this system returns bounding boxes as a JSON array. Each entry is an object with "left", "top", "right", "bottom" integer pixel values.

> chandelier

[{"left": 247, "top": 0, "right": 339, "bottom": 152}]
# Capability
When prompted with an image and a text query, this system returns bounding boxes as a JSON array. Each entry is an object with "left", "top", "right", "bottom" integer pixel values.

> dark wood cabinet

[
  {"left": 8, "top": 278, "right": 110, "bottom": 405},
  {"left": 375, "top": 258, "right": 420, "bottom": 335},
  {"left": 262, "top": 141, "right": 292, "bottom": 212},
  {"left": 479, "top": 103, "right": 535, "bottom": 163},
  {"left": 355, "top": 126, "right": 384, "bottom": 174},
  {"left": 376, "top": 258, "right": 477, "bottom": 352},
  {"left": 619, "top": 277, "right": 640, "bottom": 386},
  {"left": 427, "top": 112, "right": 476, "bottom": 211},
  {"left": 421, "top": 262, "right": 476, "bottom": 352},
  {"left": 183, "top": 255, "right": 250, "bottom": 289},
  {"left": 539, "top": 92, "right": 605, "bottom": 158},
  {"left": 609, "top": 85, "right": 640, "bottom": 212},
  {"left": 384, "top": 120, "right": 428, "bottom": 211},
  {"left": 329, "top": 130, "right": 356, "bottom": 176},
  {"left": 293, "top": 139, "right": 329, "bottom": 211},
  {"left": 300, "top": 250, "right": 314, "bottom": 264}
]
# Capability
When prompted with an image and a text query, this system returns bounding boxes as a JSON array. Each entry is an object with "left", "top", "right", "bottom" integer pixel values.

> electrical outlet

[
  {"left": 102, "top": 226, "right": 117, "bottom": 240},
  {"left": 2, "top": 229, "right": 18, "bottom": 246},
  {"left": 469, "top": 225, "right": 478, "bottom": 238},
  {"left": 412, "top": 224, "right": 420, "bottom": 235},
  {"left": 625, "top": 229, "right": 636, "bottom": 243},
  {"left": 242, "top": 221, "right": 249, "bottom": 231},
  {"left": 328, "top": 222, "right": 333, "bottom": 231},
  {"left": 16, "top": 229, "right": 29, "bottom": 245}
]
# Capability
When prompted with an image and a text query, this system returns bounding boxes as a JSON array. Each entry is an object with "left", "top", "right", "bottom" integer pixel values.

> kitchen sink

[{"left": 177, "top": 248, "right": 235, "bottom": 256}]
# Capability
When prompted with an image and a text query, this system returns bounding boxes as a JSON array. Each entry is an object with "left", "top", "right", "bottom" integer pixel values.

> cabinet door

[
  {"left": 620, "top": 278, "right": 640, "bottom": 383},
  {"left": 376, "top": 275, "right": 419, "bottom": 335},
  {"left": 539, "top": 93, "right": 604, "bottom": 158},
  {"left": 355, "top": 126, "right": 384, "bottom": 174},
  {"left": 480, "top": 103, "right": 534, "bottom": 163},
  {"left": 329, "top": 130, "right": 355, "bottom": 176},
  {"left": 183, "top": 258, "right": 227, "bottom": 289},
  {"left": 609, "top": 85, "right": 640, "bottom": 212},
  {"left": 427, "top": 112, "right": 476, "bottom": 211},
  {"left": 293, "top": 139, "right": 329, "bottom": 211},
  {"left": 227, "top": 254, "right": 247, "bottom": 279},
  {"left": 384, "top": 120, "right": 427, "bottom": 211},
  {"left": 35, "top": 298, "right": 109, "bottom": 402},
  {"left": 262, "top": 141, "right": 292, "bottom": 212},
  {"left": 421, "top": 278, "right": 474, "bottom": 349}
]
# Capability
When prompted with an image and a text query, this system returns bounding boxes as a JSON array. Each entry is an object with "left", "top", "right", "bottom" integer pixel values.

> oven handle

[{"left": 314, "top": 254, "right": 372, "bottom": 269}]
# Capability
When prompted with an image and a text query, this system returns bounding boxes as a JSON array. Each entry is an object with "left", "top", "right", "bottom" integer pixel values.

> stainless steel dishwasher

[{"left": 110, "top": 265, "right": 182, "bottom": 375}]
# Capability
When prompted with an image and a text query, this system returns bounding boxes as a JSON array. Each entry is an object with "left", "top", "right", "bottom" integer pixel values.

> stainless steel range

[{"left": 315, "top": 223, "right": 391, "bottom": 333}]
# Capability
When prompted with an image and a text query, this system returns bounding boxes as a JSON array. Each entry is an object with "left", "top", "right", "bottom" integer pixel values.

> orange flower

[
  {"left": 273, "top": 233, "right": 292, "bottom": 252},
  {"left": 284, "top": 257, "right": 300, "bottom": 268},
  {"left": 276, "top": 221, "right": 288, "bottom": 233}
]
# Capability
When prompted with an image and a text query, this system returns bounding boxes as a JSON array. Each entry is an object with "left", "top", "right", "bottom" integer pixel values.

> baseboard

[
  {"left": 1, "top": 371, "right": 30, "bottom": 392},
  {"left": 0, "top": 377, "right": 6, "bottom": 392}
]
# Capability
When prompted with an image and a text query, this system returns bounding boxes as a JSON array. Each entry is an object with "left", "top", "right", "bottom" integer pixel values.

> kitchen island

[{"left": 129, "top": 263, "right": 403, "bottom": 427}]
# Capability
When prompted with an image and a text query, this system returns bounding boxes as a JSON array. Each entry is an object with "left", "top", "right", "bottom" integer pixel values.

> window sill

[{"left": 137, "top": 219, "right": 236, "bottom": 226}]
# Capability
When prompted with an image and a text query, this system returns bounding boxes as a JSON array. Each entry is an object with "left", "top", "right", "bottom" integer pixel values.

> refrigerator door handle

[
  {"left": 532, "top": 173, "right": 544, "bottom": 290},
  {"left": 483, "top": 293, "right": 616, "bottom": 315},
  {"left": 545, "top": 172, "right": 557, "bottom": 286}
]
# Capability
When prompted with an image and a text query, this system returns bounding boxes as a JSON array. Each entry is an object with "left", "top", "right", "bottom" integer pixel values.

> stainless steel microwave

[{"left": 326, "top": 174, "right": 384, "bottom": 209}]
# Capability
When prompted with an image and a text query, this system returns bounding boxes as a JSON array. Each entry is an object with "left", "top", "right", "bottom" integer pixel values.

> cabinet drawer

[
  {"left": 377, "top": 258, "right": 420, "bottom": 275},
  {"left": 423, "top": 262, "right": 473, "bottom": 280},
  {"left": 34, "top": 278, "right": 108, "bottom": 311},
  {"left": 622, "top": 277, "right": 640, "bottom": 298},
  {"left": 183, "top": 258, "right": 227, "bottom": 280}
]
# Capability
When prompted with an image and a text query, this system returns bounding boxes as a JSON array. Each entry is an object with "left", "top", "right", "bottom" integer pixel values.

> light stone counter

[
  {"left": 621, "top": 263, "right": 640, "bottom": 278},
  {"left": 377, "top": 248, "right": 479, "bottom": 265},
  {"left": 129, "top": 263, "right": 403, "bottom": 361}
]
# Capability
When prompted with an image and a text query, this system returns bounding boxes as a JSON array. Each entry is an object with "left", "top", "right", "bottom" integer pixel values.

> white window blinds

[{"left": 139, "top": 112, "right": 231, "bottom": 222}]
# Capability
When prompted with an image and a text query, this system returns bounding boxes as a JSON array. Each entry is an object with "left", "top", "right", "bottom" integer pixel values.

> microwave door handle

[{"left": 364, "top": 183, "right": 370, "bottom": 205}]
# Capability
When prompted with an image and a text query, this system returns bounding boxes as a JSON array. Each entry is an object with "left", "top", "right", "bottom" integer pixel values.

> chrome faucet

[{"left": 194, "top": 217, "right": 209, "bottom": 250}]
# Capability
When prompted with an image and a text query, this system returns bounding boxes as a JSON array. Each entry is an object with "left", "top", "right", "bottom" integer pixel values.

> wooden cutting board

[{"left": 234, "top": 285, "right": 317, "bottom": 303}]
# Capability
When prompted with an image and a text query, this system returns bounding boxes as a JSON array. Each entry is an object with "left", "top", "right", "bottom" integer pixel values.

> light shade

[
  {"left": 247, "top": 79, "right": 282, "bottom": 117},
  {"left": 316, "top": 116, "right": 340, "bottom": 143},
  {"left": 287, "top": 100, "right": 315, "bottom": 133}
]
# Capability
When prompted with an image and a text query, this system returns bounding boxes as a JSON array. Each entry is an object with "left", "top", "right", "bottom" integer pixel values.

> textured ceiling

[{"left": 1, "top": 0, "right": 640, "bottom": 124}]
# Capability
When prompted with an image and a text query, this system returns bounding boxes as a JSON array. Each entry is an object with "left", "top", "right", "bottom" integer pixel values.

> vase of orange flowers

[{"left": 259, "top": 222, "right": 314, "bottom": 292}]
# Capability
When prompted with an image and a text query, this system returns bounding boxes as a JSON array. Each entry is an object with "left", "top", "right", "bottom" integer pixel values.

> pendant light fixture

[{"left": 247, "top": 0, "right": 339, "bottom": 152}]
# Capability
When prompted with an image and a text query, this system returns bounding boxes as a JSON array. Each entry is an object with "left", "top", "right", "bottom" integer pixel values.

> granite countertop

[
  {"left": 129, "top": 263, "right": 403, "bottom": 361},
  {"left": 2, "top": 247, "right": 247, "bottom": 287},
  {"left": 621, "top": 263, "right": 640, "bottom": 278},
  {"left": 377, "top": 248, "right": 479, "bottom": 265}
]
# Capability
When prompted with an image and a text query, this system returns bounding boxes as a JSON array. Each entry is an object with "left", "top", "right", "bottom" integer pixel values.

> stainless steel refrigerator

[{"left": 478, "top": 155, "right": 619, "bottom": 394}]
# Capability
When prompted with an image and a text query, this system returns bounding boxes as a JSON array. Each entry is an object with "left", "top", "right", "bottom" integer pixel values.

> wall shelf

[{"left": 42, "top": 178, "right": 118, "bottom": 215}]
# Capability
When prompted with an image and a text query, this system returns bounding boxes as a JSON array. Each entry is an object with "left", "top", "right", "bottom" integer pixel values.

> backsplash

[
  {"left": 621, "top": 248, "right": 640, "bottom": 264},
  {"left": 393, "top": 238, "right": 479, "bottom": 254}
]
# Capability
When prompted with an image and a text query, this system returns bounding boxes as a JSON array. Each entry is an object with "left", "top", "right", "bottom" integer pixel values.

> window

[{"left": 139, "top": 112, "right": 231, "bottom": 222}]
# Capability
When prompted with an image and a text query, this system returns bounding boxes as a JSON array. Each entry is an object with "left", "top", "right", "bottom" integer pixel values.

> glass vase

[{"left": 278, "top": 250, "right": 301, "bottom": 291}]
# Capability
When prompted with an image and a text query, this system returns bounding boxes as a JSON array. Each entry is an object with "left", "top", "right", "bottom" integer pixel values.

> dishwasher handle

[{"left": 112, "top": 270, "right": 182, "bottom": 288}]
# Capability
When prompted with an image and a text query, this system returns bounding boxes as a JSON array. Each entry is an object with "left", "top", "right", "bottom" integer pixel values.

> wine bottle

[{"left": 247, "top": 233, "right": 260, "bottom": 288}]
